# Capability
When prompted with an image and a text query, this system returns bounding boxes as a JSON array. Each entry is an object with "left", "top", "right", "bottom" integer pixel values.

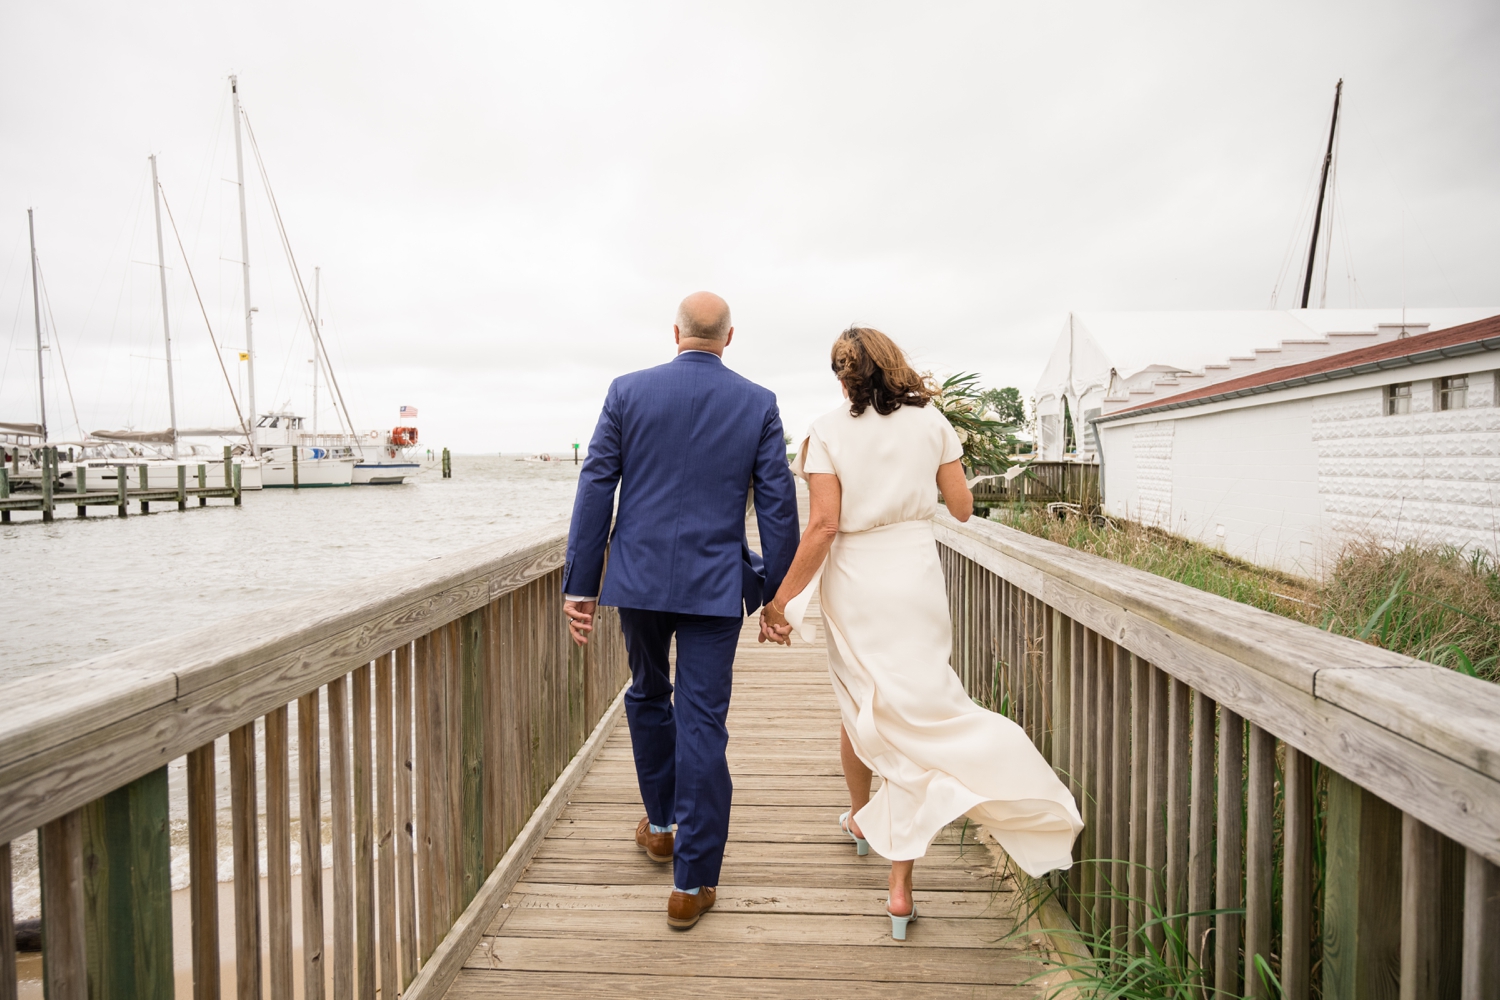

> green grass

[{"left": 994, "top": 503, "right": 1500, "bottom": 680}]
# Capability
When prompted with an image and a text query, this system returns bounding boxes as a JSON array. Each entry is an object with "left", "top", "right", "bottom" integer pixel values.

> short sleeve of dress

[
  {"left": 799, "top": 426, "right": 836, "bottom": 476},
  {"left": 936, "top": 409, "right": 964, "bottom": 465}
]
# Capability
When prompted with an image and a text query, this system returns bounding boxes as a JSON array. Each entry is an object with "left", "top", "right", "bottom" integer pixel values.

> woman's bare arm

[
  {"left": 937, "top": 459, "right": 973, "bottom": 522},
  {"left": 759, "top": 472, "right": 841, "bottom": 643}
]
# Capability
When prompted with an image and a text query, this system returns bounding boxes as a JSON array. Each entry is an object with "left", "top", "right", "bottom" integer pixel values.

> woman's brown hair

[{"left": 831, "top": 326, "right": 935, "bottom": 417}]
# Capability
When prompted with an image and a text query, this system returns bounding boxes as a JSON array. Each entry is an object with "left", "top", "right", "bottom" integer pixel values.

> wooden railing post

[
  {"left": 1282, "top": 747, "right": 1315, "bottom": 1000},
  {"left": 1399, "top": 814, "right": 1464, "bottom": 1000},
  {"left": 395, "top": 645, "right": 419, "bottom": 989},
  {"left": 265, "top": 707, "right": 293, "bottom": 999},
  {"left": 1215, "top": 708, "right": 1245, "bottom": 996},
  {"left": 298, "top": 691, "right": 326, "bottom": 1000},
  {"left": 78, "top": 767, "right": 174, "bottom": 999},
  {"left": 1323, "top": 770, "right": 1401, "bottom": 1000},
  {"left": 1186, "top": 692, "right": 1215, "bottom": 978},
  {"left": 187, "top": 744, "right": 220, "bottom": 1000},
  {"left": 1462, "top": 850, "right": 1500, "bottom": 998},
  {"left": 376, "top": 654, "right": 398, "bottom": 998},
  {"left": 40, "top": 809, "right": 87, "bottom": 1000},
  {"left": 1245, "top": 723, "right": 1276, "bottom": 999},
  {"left": 228, "top": 722, "right": 262, "bottom": 1000},
  {"left": 460, "top": 610, "right": 486, "bottom": 908}
]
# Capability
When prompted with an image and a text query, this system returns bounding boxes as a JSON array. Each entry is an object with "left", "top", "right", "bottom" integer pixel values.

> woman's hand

[{"left": 759, "top": 600, "right": 792, "bottom": 645}]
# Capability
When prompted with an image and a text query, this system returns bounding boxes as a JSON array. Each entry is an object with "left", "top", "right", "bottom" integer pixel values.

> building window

[
  {"left": 1386, "top": 382, "right": 1411, "bottom": 415},
  {"left": 1438, "top": 374, "right": 1468, "bottom": 411}
]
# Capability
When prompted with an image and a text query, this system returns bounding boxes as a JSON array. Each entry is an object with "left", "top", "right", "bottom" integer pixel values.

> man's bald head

[{"left": 675, "top": 291, "right": 733, "bottom": 345}]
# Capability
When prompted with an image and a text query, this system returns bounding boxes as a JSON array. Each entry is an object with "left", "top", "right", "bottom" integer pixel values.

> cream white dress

[{"left": 786, "top": 402, "right": 1082, "bottom": 877}]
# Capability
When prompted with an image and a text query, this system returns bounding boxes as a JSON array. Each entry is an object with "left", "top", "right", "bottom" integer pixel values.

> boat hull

[
  {"left": 353, "top": 462, "right": 419, "bottom": 486},
  {"left": 261, "top": 457, "right": 355, "bottom": 487}
]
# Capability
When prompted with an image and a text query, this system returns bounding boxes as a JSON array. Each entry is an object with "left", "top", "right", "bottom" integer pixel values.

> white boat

[
  {"left": 351, "top": 424, "right": 421, "bottom": 485},
  {"left": 259, "top": 446, "right": 355, "bottom": 488}
]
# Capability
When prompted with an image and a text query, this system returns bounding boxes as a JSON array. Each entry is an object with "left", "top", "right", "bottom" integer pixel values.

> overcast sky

[{"left": 2, "top": 1, "right": 1496, "bottom": 452}]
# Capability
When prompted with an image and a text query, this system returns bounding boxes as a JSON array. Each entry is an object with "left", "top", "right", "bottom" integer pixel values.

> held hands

[
  {"left": 758, "top": 600, "right": 793, "bottom": 646},
  {"left": 564, "top": 600, "right": 597, "bottom": 646}
]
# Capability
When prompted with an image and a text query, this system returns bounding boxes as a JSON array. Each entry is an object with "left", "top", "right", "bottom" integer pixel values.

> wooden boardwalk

[{"left": 446, "top": 561, "right": 1046, "bottom": 996}]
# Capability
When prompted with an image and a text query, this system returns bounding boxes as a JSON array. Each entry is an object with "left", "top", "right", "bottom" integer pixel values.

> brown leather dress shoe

[
  {"left": 667, "top": 886, "right": 717, "bottom": 929},
  {"left": 635, "top": 817, "right": 673, "bottom": 863}
]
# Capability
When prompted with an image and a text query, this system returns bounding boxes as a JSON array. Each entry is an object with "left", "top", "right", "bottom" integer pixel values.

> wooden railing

[
  {"left": 936, "top": 513, "right": 1500, "bottom": 999},
  {"left": 0, "top": 524, "right": 628, "bottom": 999},
  {"left": 971, "top": 460, "right": 1101, "bottom": 510}
]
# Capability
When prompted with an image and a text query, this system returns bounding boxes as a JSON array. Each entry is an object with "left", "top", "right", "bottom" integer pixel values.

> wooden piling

[
  {"left": 177, "top": 465, "right": 187, "bottom": 511},
  {"left": 198, "top": 463, "right": 207, "bottom": 506},
  {"left": 139, "top": 463, "right": 149, "bottom": 514},
  {"left": 40, "top": 446, "right": 53, "bottom": 522},
  {"left": 116, "top": 465, "right": 127, "bottom": 517},
  {"left": 76, "top": 464, "right": 87, "bottom": 518}
]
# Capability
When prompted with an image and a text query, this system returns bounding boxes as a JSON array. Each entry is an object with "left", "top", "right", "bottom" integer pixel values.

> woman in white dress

[{"left": 760, "top": 327, "right": 1082, "bottom": 939}]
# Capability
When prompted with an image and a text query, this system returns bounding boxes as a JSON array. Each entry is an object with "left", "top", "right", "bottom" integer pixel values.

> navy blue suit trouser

[{"left": 617, "top": 607, "right": 740, "bottom": 891}]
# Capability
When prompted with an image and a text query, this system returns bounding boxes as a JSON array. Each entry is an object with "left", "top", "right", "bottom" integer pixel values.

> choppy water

[{"left": 0, "top": 454, "right": 583, "bottom": 680}]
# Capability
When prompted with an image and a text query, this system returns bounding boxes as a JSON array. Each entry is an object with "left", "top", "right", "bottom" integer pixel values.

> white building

[{"left": 1090, "top": 309, "right": 1500, "bottom": 576}]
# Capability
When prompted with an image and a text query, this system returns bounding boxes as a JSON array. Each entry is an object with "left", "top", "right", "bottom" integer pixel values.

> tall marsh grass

[{"left": 995, "top": 504, "right": 1500, "bottom": 680}]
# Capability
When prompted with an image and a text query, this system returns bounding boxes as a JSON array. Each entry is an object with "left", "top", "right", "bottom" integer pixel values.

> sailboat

[{"left": 226, "top": 75, "right": 354, "bottom": 488}]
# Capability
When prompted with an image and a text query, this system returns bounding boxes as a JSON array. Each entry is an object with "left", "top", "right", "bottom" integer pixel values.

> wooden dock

[
  {"left": 0, "top": 446, "right": 241, "bottom": 522},
  {"left": 445, "top": 524, "right": 1044, "bottom": 997}
]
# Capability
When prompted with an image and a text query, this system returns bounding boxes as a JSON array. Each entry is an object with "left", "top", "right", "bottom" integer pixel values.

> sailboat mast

[
  {"left": 312, "top": 266, "right": 320, "bottom": 444},
  {"left": 27, "top": 209, "right": 47, "bottom": 443},
  {"left": 1299, "top": 78, "right": 1343, "bottom": 309},
  {"left": 230, "top": 75, "right": 258, "bottom": 440},
  {"left": 149, "top": 155, "right": 180, "bottom": 459}
]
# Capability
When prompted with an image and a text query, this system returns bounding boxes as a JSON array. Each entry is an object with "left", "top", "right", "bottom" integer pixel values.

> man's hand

[{"left": 565, "top": 600, "right": 597, "bottom": 646}]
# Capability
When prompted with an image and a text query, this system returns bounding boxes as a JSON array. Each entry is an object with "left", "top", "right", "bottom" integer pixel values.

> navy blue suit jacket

[{"left": 563, "top": 351, "right": 800, "bottom": 618}]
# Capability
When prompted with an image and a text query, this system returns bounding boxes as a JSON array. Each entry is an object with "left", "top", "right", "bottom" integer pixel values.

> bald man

[{"left": 562, "top": 292, "right": 800, "bottom": 929}]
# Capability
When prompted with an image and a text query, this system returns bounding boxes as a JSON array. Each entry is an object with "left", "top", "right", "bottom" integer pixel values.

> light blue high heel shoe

[
  {"left": 838, "top": 811, "right": 869, "bottom": 856},
  {"left": 887, "top": 901, "right": 918, "bottom": 940}
]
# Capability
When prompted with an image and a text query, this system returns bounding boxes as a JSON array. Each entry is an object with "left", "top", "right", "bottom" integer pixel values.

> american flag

[{"left": 400, "top": 405, "right": 418, "bottom": 418}]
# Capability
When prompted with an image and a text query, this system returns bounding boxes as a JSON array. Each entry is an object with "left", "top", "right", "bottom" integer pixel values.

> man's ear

[
  {"left": 724, "top": 327, "right": 734, "bottom": 347},
  {"left": 673, "top": 325, "right": 682, "bottom": 345}
]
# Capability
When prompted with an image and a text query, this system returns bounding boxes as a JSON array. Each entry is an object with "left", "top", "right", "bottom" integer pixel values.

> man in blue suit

[{"left": 563, "top": 291, "right": 800, "bottom": 929}]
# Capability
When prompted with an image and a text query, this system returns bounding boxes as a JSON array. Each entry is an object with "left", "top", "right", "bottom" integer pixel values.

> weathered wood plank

[
  {"left": 1323, "top": 770, "right": 1401, "bottom": 1000},
  {"left": 0, "top": 842, "right": 14, "bottom": 1000},
  {"left": 1215, "top": 707, "right": 1244, "bottom": 996},
  {"left": 40, "top": 809, "right": 87, "bottom": 1000},
  {"left": 227, "top": 723, "right": 262, "bottom": 1000},
  {"left": 1186, "top": 692, "right": 1214, "bottom": 977},
  {"left": 394, "top": 643, "right": 419, "bottom": 989},
  {"left": 1282, "top": 746, "right": 1314, "bottom": 1000},
  {"left": 187, "top": 743, "right": 220, "bottom": 1000},
  {"left": 1462, "top": 849, "right": 1500, "bottom": 999},
  {"left": 460, "top": 610, "right": 485, "bottom": 908},
  {"left": 353, "top": 663, "right": 376, "bottom": 1000},
  {"left": 329, "top": 676, "right": 354, "bottom": 1000},
  {"left": 464, "top": 937, "right": 1032, "bottom": 987},
  {"left": 376, "top": 654, "right": 397, "bottom": 1000},
  {"left": 265, "top": 707, "right": 294, "bottom": 1000},
  {"left": 1245, "top": 722, "right": 1275, "bottom": 1000},
  {"left": 82, "top": 767, "right": 173, "bottom": 1000},
  {"left": 1400, "top": 813, "right": 1444, "bottom": 1000},
  {"left": 447, "top": 969, "right": 1034, "bottom": 999},
  {"left": 298, "top": 692, "right": 326, "bottom": 1000}
]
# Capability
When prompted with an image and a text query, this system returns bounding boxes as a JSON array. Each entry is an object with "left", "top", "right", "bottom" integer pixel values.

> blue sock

[
  {"left": 673, "top": 885, "right": 699, "bottom": 895},
  {"left": 649, "top": 823, "right": 674, "bottom": 834}
]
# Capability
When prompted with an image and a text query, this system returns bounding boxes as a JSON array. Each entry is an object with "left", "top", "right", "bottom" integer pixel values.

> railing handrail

[
  {"left": 934, "top": 511, "right": 1500, "bottom": 866},
  {"left": 0, "top": 518, "right": 570, "bottom": 846}
]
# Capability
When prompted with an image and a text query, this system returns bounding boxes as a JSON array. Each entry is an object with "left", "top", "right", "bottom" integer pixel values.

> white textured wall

[
  {"left": 1099, "top": 365, "right": 1500, "bottom": 577},
  {"left": 1314, "top": 374, "right": 1500, "bottom": 558}
]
